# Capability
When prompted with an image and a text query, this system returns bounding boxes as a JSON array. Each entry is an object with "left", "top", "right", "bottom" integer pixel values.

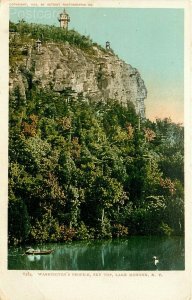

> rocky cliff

[{"left": 9, "top": 27, "right": 147, "bottom": 118}]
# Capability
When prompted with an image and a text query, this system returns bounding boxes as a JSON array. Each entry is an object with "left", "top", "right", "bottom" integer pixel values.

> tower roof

[{"left": 60, "top": 9, "right": 69, "bottom": 17}]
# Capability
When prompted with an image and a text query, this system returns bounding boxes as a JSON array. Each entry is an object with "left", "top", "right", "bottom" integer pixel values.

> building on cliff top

[{"left": 58, "top": 9, "right": 70, "bottom": 30}]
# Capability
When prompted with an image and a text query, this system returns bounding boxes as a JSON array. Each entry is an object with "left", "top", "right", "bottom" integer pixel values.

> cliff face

[{"left": 9, "top": 32, "right": 147, "bottom": 117}]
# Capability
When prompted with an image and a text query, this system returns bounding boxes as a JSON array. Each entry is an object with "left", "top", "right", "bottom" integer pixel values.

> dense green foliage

[
  {"left": 9, "top": 86, "right": 184, "bottom": 245},
  {"left": 9, "top": 20, "right": 104, "bottom": 55}
]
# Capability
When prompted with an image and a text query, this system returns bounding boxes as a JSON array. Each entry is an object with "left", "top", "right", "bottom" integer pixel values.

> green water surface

[{"left": 8, "top": 236, "right": 184, "bottom": 271}]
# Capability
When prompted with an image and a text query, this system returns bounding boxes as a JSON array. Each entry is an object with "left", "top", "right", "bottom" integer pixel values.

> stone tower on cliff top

[{"left": 58, "top": 9, "right": 70, "bottom": 29}]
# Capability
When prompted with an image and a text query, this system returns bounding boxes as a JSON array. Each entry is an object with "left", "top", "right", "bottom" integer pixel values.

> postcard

[{"left": 0, "top": 0, "right": 191, "bottom": 299}]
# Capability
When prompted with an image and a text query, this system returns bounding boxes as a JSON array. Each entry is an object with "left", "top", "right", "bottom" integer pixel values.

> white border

[{"left": 0, "top": 1, "right": 191, "bottom": 299}]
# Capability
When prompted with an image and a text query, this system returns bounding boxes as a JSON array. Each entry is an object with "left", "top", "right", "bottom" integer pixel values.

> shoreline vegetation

[{"left": 9, "top": 21, "right": 184, "bottom": 246}]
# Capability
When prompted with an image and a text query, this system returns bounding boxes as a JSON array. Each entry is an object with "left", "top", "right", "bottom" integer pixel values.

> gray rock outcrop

[{"left": 9, "top": 34, "right": 147, "bottom": 118}]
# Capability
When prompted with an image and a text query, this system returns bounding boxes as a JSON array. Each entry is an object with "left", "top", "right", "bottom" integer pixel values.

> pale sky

[{"left": 10, "top": 7, "right": 184, "bottom": 124}]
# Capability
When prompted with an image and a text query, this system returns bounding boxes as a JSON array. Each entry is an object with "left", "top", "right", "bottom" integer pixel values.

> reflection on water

[
  {"left": 8, "top": 236, "right": 184, "bottom": 271},
  {"left": 27, "top": 255, "right": 41, "bottom": 262}
]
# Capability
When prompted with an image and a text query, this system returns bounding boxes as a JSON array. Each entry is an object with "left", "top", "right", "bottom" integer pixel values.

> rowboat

[{"left": 25, "top": 249, "right": 53, "bottom": 255}]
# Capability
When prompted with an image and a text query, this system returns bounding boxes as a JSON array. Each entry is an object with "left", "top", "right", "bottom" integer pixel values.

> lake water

[{"left": 8, "top": 236, "right": 184, "bottom": 271}]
